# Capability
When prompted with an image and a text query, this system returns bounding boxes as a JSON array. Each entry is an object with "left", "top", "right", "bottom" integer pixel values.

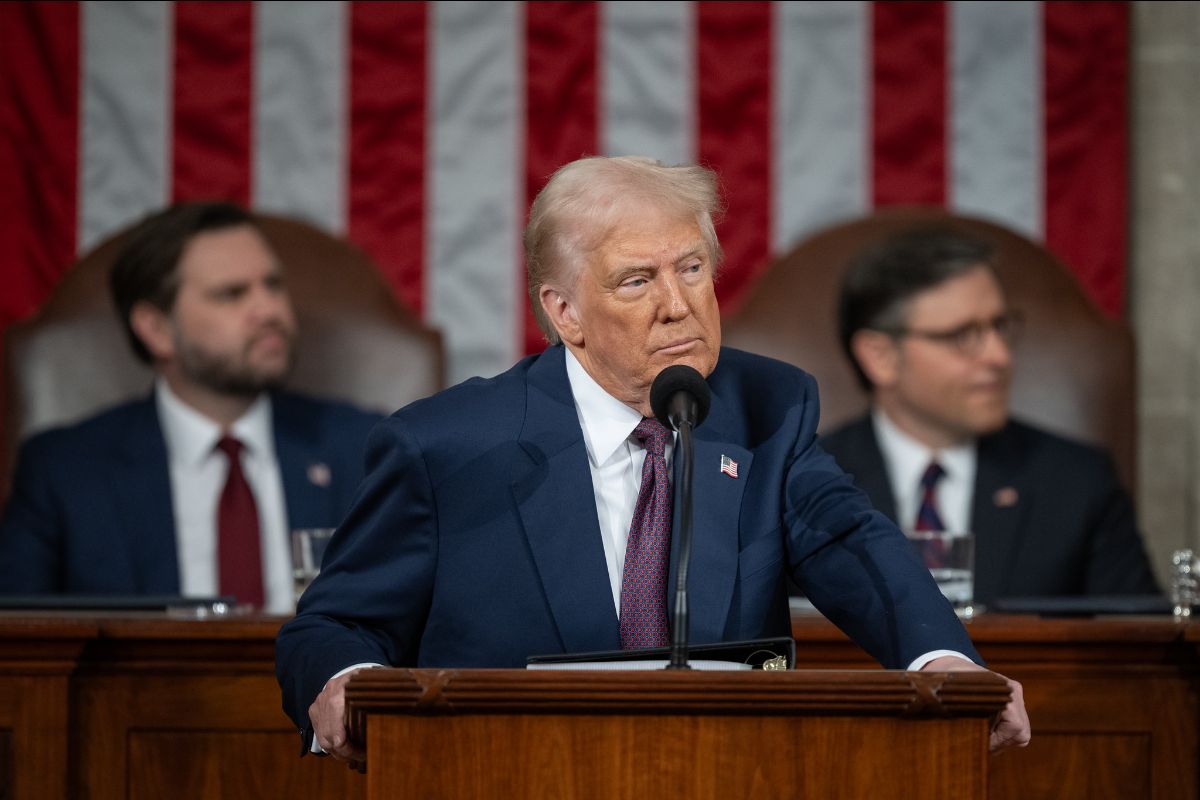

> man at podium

[{"left": 276, "top": 156, "right": 1030, "bottom": 761}]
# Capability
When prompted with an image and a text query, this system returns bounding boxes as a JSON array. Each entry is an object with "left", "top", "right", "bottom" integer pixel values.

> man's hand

[
  {"left": 922, "top": 655, "right": 1031, "bottom": 753},
  {"left": 309, "top": 668, "right": 366, "bottom": 762}
]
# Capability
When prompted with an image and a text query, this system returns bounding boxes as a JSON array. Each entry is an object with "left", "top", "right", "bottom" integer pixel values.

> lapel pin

[
  {"left": 307, "top": 462, "right": 332, "bottom": 488},
  {"left": 720, "top": 454, "right": 739, "bottom": 479},
  {"left": 993, "top": 486, "right": 1019, "bottom": 508}
]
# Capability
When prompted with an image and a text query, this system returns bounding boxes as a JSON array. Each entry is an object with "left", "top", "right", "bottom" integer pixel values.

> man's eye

[{"left": 622, "top": 277, "right": 647, "bottom": 288}]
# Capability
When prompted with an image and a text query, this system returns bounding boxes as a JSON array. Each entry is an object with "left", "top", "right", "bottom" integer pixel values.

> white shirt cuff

[
  {"left": 309, "top": 662, "right": 385, "bottom": 753},
  {"left": 906, "top": 649, "right": 974, "bottom": 671}
]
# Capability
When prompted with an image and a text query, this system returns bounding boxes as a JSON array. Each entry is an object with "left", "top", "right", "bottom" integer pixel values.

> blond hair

[{"left": 524, "top": 156, "right": 724, "bottom": 344}]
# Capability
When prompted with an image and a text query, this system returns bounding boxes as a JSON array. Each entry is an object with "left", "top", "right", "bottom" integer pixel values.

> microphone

[
  {"left": 649, "top": 365, "right": 711, "bottom": 670},
  {"left": 650, "top": 365, "right": 711, "bottom": 432}
]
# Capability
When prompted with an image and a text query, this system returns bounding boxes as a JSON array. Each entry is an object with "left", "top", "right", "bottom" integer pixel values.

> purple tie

[{"left": 619, "top": 418, "right": 673, "bottom": 649}]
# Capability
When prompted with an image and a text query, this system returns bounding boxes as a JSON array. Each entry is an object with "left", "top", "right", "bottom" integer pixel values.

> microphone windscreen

[{"left": 650, "top": 364, "right": 711, "bottom": 430}]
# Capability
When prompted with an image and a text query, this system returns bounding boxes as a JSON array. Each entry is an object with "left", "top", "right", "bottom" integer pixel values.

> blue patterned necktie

[
  {"left": 619, "top": 417, "right": 673, "bottom": 649},
  {"left": 915, "top": 461, "right": 947, "bottom": 532},
  {"left": 915, "top": 461, "right": 947, "bottom": 568}
]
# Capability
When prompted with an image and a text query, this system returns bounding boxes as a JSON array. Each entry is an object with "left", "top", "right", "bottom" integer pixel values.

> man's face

[
  {"left": 547, "top": 206, "right": 722, "bottom": 414},
  {"left": 164, "top": 225, "right": 298, "bottom": 396},
  {"left": 875, "top": 266, "right": 1013, "bottom": 447}
]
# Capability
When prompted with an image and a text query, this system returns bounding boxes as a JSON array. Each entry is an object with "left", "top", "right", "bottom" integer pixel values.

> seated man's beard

[{"left": 177, "top": 335, "right": 295, "bottom": 396}]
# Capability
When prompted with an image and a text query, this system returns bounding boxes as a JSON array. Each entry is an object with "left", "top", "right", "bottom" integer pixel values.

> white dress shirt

[
  {"left": 156, "top": 379, "right": 294, "bottom": 614},
  {"left": 564, "top": 349, "right": 676, "bottom": 612},
  {"left": 872, "top": 408, "right": 976, "bottom": 535}
]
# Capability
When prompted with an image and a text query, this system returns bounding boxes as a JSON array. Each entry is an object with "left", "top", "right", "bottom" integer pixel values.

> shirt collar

[
  {"left": 871, "top": 407, "right": 974, "bottom": 491},
  {"left": 155, "top": 377, "right": 274, "bottom": 466},
  {"left": 564, "top": 348, "right": 644, "bottom": 468}
]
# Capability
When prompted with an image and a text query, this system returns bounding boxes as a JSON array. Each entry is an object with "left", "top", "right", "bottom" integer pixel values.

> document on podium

[
  {"left": 528, "top": 659, "right": 752, "bottom": 671},
  {"left": 526, "top": 637, "right": 795, "bottom": 671}
]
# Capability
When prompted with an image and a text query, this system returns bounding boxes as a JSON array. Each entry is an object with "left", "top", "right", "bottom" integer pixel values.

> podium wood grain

[
  {"left": 0, "top": 613, "right": 1196, "bottom": 799},
  {"left": 345, "top": 668, "right": 1006, "bottom": 799}
]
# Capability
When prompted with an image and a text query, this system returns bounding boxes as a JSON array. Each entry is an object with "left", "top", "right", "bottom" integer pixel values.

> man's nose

[
  {"left": 249, "top": 285, "right": 293, "bottom": 323},
  {"left": 657, "top": 273, "right": 691, "bottom": 321},
  {"left": 979, "top": 325, "right": 1012, "bottom": 367}
]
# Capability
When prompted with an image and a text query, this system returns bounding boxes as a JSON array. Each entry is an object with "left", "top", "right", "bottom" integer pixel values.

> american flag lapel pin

[{"left": 720, "top": 454, "right": 739, "bottom": 479}]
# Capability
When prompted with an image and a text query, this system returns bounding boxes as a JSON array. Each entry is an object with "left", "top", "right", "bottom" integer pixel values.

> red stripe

[
  {"left": 0, "top": 1, "right": 78, "bottom": 491},
  {"left": 696, "top": 1, "right": 772, "bottom": 314},
  {"left": 172, "top": 2, "right": 253, "bottom": 204},
  {"left": 1043, "top": 2, "right": 1128, "bottom": 317},
  {"left": 0, "top": 2, "right": 79, "bottom": 327},
  {"left": 524, "top": 1, "right": 598, "bottom": 354},
  {"left": 348, "top": 2, "right": 427, "bottom": 316},
  {"left": 871, "top": 1, "right": 947, "bottom": 207}
]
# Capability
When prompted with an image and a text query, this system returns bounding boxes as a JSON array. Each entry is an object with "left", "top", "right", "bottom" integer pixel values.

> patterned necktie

[
  {"left": 914, "top": 461, "right": 947, "bottom": 532},
  {"left": 619, "top": 417, "right": 673, "bottom": 649},
  {"left": 216, "top": 436, "right": 264, "bottom": 607},
  {"left": 915, "top": 461, "right": 947, "bottom": 568}
]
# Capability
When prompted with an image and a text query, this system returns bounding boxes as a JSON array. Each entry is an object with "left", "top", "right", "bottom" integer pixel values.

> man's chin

[{"left": 655, "top": 347, "right": 718, "bottom": 379}]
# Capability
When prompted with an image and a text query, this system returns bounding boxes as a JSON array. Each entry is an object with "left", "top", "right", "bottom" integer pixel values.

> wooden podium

[{"left": 344, "top": 668, "right": 1009, "bottom": 799}]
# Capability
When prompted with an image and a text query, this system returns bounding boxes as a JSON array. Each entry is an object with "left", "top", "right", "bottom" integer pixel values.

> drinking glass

[
  {"left": 291, "top": 528, "right": 336, "bottom": 605},
  {"left": 905, "top": 530, "right": 980, "bottom": 618}
]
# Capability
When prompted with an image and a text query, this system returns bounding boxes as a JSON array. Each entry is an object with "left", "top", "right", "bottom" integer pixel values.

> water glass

[
  {"left": 905, "top": 530, "right": 980, "bottom": 618},
  {"left": 291, "top": 528, "right": 336, "bottom": 605},
  {"left": 1171, "top": 549, "right": 1197, "bottom": 620}
]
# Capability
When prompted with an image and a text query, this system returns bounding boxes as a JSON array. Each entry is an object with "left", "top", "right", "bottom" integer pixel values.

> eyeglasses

[{"left": 883, "top": 311, "right": 1023, "bottom": 356}]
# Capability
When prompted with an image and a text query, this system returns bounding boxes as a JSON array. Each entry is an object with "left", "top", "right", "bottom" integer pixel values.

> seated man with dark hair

[
  {"left": 823, "top": 229, "right": 1159, "bottom": 605},
  {"left": 0, "top": 202, "right": 381, "bottom": 613}
]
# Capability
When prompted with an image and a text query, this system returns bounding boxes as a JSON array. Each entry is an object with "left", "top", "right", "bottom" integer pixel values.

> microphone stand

[{"left": 667, "top": 416, "right": 694, "bottom": 670}]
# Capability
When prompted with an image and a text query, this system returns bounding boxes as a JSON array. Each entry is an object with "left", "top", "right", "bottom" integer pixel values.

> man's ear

[
  {"left": 850, "top": 329, "right": 901, "bottom": 389},
  {"left": 539, "top": 285, "right": 583, "bottom": 346},
  {"left": 129, "top": 301, "right": 175, "bottom": 362}
]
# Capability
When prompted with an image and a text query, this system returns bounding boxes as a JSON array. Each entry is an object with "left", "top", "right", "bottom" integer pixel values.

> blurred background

[{"left": 1, "top": 1, "right": 1196, "bottom": 579}]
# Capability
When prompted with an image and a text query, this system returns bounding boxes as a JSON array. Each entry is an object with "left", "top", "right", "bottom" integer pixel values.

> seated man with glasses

[{"left": 820, "top": 229, "right": 1158, "bottom": 604}]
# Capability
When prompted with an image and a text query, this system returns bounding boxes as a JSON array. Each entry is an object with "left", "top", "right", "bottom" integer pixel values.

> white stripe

[
  {"left": 772, "top": 1, "right": 869, "bottom": 254},
  {"left": 428, "top": 1, "right": 522, "bottom": 382},
  {"left": 601, "top": 1, "right": 694, "bottom": 164},
  {"left": 950, "top": 0, "right": 1042, "bottom": 239},
  {"left": 254, "top": 1, "right": 347, "bottom": 234},
  {"left": 79, "top": 0, "right": 171, "bottom": 252}
]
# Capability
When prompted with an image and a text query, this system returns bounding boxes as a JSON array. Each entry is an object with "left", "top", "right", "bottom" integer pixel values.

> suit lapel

[
  {"left": 512, "top": 348, "right": 620, "bottom": 653},
  {"left": 667, "top": 389, "right": 750, "bottom": 643},
  {"left": 971, "top": 425, "right": 1029, "bottom": 602},
  {"left": 271, "top": 394, "right": 333, "bottom": 530},
  {"left": 840, "top": 419, "right": 898, "bottom": 522},
  {"left": 110, "top": 398, "right": 179, "bottom": 593}
]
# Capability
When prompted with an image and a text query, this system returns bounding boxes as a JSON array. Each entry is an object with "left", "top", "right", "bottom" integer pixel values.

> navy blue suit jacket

[
  {"left": 276, "top": 346, "right": 978, "bottom": 731},
  {"left": 820, "top": 414, "right": 1160, "bottom": 605},
  {"left": 0, "top": 391, "right": 381, "bottom": 595}
]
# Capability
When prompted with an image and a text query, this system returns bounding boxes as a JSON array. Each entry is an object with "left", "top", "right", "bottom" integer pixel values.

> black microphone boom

[{"left": 648, "top": 365, "right": 711, "bottom": 670}]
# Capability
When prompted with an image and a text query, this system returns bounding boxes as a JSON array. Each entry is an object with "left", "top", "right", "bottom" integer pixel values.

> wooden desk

[
  {"left": 0, "top": 614, "right": 365, "bottom": 800},
  {"left": 0, "top": 612, "right": 1195, "bottom": 799},
  {"left": 791, "top": 612, "right": 1200, "bottom": 800}
]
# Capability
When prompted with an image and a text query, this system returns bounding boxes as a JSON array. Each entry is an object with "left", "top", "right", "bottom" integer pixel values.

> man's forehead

[
  {"left": 178, "top": 226, "right": 281, "bottom": 284},
  {"left": 904, "top": 265, "right": 1005, "bottom": 325}
]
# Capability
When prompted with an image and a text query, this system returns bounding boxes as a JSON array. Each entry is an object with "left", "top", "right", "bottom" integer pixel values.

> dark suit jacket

[
  {"left": 0, "top": 391, "right": 381, "bottom": 595},
  {"left": 819, "top": 414, "right": 1160, "bottom": 605},
  {"left": 276, "top": 346, "right": 978, "bottom": 731}
]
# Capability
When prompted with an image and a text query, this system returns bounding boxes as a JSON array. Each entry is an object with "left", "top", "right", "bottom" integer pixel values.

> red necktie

[
  {"left": 619, "top": 418, "right": 673, "bottom": 649},
  {"left": 216, "top": 436, "right": 264, "bottom": 607}
]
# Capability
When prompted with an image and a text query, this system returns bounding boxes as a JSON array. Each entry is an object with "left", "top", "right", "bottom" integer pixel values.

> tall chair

[
  {"left": 3, "top": 213, "right": 444, "bottom": 487},
  {"left": 723, "top": 208, "right": 1136, "bottom": 490}
]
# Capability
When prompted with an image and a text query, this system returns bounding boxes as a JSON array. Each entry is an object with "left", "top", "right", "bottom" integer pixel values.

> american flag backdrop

[{"left": 1, "top": 1, "right": 1128, "bottom": 395}]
